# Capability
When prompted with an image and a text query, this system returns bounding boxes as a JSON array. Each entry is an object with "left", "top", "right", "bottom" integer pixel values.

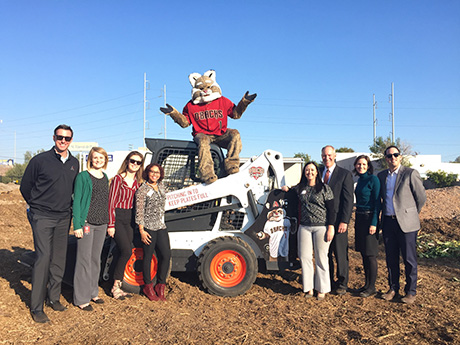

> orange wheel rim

[
  {"left": 123, "top": 248, "right": 158, "bottom": 286},
  {"left": 210, "top": 250, "right": 247, "bottom": 287}
]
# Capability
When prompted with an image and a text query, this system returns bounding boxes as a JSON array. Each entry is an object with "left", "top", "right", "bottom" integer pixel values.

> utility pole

[
  {"left": 373, "top": 94, "right": 377, "bottom": 145},
  {"left": 390, "top": 82, "right": 395, "bottom": 143},
  {"left": 143, "top": 73, "right": 150, "bottom": 148},
  {"left": 163, "top": 84, "right": 167, "bottom": 139}
]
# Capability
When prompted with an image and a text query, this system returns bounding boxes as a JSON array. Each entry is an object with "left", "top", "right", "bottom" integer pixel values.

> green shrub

[
  {"left": 418, "top": 234, "right": 460, "bottom": 258},
  {"left": 426, "top": 170, "right": 458, "bottom": 188}
]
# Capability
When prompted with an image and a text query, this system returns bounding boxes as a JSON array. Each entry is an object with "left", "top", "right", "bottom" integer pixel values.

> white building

[{"left": 336, "top": 152, "right": 460, "bottom": 180}]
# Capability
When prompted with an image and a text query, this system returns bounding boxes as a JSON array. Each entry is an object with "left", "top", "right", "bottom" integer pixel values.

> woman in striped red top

[{"left": 108, "top": 151, "right": 144, "bottom": 299}]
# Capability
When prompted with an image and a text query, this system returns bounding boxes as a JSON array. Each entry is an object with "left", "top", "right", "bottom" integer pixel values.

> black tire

[
  {"left": 121, "top": 247, "right": 157, "bottom": 294},
  {"left": 121, "top": 247, "right": 172, "bottom": 294},
  {"left": 197, "top": 236, "right": 258, "bottom": 297}
]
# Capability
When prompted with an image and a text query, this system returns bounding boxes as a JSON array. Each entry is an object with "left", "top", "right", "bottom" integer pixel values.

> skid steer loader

[
  {"left": 129, "top": 138, "right": 298, "bottom": 296},
  {"left": 19, "top": 138, "right": 299, "bottom": 297}
]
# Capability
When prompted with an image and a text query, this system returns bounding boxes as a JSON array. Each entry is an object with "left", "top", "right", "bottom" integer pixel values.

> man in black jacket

[
  {"left": 20, "top": 125, "right": 79, "bottom": 323},
  {"left": 321, "top": 145, "right": 354, "bottom": 295}
]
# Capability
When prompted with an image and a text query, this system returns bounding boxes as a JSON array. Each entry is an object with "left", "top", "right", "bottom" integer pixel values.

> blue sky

[{"left": 1, "top": 1, "right": 459, "bottom": 164}]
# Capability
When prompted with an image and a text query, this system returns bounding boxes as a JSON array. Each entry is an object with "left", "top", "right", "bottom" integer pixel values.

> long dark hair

[{"left": 297, "top": 161, "right": 324, "bottom": 193}]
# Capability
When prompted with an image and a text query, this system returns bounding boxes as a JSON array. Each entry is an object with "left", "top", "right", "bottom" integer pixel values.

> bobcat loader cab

[{"left": 144, "top": 138, "right": 296, "bottom": 297}]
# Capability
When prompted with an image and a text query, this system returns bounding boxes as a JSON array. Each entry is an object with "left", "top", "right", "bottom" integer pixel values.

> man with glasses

[
  {"left": 20, "top": 124, "right": 79, "bottom": 323},
  {"left": 378, "top": 146, "right": 426, "bottom": 304}
]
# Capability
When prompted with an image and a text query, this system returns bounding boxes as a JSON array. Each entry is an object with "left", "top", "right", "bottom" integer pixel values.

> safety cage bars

[{"left": 157, "top": 148, "right": 223, "bottom": 192}]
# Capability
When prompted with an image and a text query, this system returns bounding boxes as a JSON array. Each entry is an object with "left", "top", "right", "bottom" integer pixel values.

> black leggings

[
  {"left": 362, "top": 254, "right": 378, "bottom": 291},
  {"left": 113, "top": 208, "right": 135, "bottom": 281},
  {"left": 143, "top": 228, "right": 171, "bottom": 285}
]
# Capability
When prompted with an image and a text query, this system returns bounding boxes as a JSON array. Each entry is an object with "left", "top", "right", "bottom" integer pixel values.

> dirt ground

[{"left": 0, "top": 184, "right": 459, "bottom": 345}]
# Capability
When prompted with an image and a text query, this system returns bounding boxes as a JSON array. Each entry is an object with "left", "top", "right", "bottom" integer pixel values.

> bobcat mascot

[{"left": 160, "top": 70, "right": 256, "bottom": 184}]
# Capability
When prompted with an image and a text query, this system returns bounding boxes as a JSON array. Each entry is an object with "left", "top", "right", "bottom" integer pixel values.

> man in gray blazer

[{"left": 378, "top": 145, "right": 426, "bottom": 304}]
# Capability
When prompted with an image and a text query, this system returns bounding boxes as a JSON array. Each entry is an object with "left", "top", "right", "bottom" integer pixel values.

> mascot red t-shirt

[{"left": 182, "top": 96, "right": 235, "bottom": 136}]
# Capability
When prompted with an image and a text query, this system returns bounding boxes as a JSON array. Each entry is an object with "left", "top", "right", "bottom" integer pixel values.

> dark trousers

[
  {"left": 113, "top": 208, "right": 135, "bottom": 281},
  {"left": 328, "top": 228, "right": 349, "bottom": 289},
  {"left": 27, "top": 210, "right": 70, "bottom": 312},
  {"left": 382, "top": 217, "right": 418, "bottom": 295},
  {"left": 143, "top": 228, "right": 171, "bottom": 285}
]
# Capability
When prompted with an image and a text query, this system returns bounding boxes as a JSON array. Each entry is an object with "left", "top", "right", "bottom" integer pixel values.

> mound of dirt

[
  {"left": 0, "top": 185, "right": 459, "bottom": 344},
  {"left": 0, "top": 183, "right": 19, "bottom": 195}
]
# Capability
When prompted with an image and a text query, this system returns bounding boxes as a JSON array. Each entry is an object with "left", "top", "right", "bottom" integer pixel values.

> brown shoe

[
  {"left": 401, "top": 294, "right": 416, "bottom": 304},
  {"left": 381, "top": 289, "right": 397, "bottom": 301}
]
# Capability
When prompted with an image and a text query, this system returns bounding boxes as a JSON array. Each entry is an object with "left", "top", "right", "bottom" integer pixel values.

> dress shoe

[
  {"left": 78, "top": 304, "right": 93, "bottom": 311},
  {"left": 333, "top": 287, "right": 347, "bottom": 296},
  {"left": 359, "top": 289, "right": 376, "bottom": 298},
  {"left": 91, "top": 298, "right": 105, "bottom": 304},
  {"left": 46, "top": 300, "right": 67, "bottom": 312},
  {"left": 381, "top": 289, "right": 397, "bottom": 301},
  {"left": 31, "top": 311, "right": 50, "bottom": 323},
  {"left": 401, "top": 294, "right": 416, "bottom": 304}
]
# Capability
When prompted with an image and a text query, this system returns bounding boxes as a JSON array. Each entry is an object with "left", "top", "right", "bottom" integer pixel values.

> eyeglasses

[
  {"left": 385, "top": 153, "right": 401, "bottom": 159},
  {"left": 55, "top": 135, "right": 72, "bottom": 142},
  {"left": 149, "top": 170, "right": 161, "bottom": 175},
  {"left": 129, "top": 159, "right": 142, "bottom": 165}
]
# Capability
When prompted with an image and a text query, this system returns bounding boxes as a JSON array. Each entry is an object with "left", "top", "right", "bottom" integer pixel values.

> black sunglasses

[
  {"left": 385, "top": 153, "right": 401, "bottom": 159},
  {"left": 55, "top": 135, "right": 72, "bottom": 142},
  {"left": 129, "top": 159, "right": 142, "bottom": 165}
]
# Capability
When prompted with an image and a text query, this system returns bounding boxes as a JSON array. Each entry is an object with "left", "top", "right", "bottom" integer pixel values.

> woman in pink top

[{"left": 108, "top": 151, "right": 144, "bottom": 299}]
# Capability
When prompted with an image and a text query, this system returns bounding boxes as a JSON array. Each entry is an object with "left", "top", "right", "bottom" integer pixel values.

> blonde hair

[
  {"left": 117, "top": 151, "right": 144, "bottom": 184},
  {"left": 87, "top": 147, "right": 109, "bottom": 170}
]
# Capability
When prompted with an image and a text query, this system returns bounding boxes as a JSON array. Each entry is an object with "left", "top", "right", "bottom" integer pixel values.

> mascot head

[
  {"left": 189, "top": 70, "right": 222, "bottom": 104},
  {"left": 267, "top": 208, "right": 285, "bottom": 222},
  {"left": 265, "top": 200, "right": 286, "bottom": 222}
]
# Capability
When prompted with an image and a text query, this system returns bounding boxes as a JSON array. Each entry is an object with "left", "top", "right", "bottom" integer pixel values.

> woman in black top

[{"left": 283, "top": 162, "right": 336, "bottom": 300}]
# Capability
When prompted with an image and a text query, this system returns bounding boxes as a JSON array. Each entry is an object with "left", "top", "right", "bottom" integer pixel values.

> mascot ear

[
  {"left": 189, "top": 73, "right": 202, "bottom": 87},
  {"left": 203, "top": 69, "right": 216, "bottom": 82}
]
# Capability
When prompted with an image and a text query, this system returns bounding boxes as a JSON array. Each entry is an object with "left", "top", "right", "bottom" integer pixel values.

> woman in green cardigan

[{"left": 72, "top": 147, "right": 110, "bottom": 311}]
